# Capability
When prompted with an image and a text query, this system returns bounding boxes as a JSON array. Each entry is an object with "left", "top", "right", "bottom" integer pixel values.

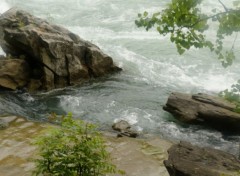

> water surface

[{"left": 0, "top": 0, "right": 240, "bottom": 155}]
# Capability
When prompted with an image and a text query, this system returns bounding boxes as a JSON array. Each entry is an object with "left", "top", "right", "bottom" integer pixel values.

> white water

[{"left": 0, "top": 0, "right": 240, "bottom": 155}]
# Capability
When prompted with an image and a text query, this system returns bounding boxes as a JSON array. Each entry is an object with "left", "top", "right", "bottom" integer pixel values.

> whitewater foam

[{"left": 0, "top": 0, "right": 10, "bottom": 14}]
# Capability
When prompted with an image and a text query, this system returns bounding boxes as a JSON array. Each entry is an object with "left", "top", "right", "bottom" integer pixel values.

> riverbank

[{"left": 0, "top": 115, "right": 171, "bottom": 176}]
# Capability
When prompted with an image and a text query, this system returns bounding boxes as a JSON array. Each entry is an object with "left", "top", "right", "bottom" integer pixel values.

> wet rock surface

[
  {"left": 0, "top": 8, "right": 121, "bottom": 91},
  {"left": 0, "top": 116, "right": 171, "bottom": 176},
  {"left": 0, "top": 116, "right": 18, "bottom": 129},
  {"left": 164, "top": 141, "right": 240, "bottom": 176},
  {"left": 163, "top": 92, "right": 240, "bottom": 131},
  {"left": 0, "top": 116, "right": 47, "bottom": 176},
  {"left": 112, "top": 120, "right": 139, "bottom": 138}
]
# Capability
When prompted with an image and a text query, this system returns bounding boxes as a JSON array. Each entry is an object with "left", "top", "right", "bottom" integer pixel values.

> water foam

[
  {"left": 0, "top": 0, "right": 10, "bottom": 14},
  {"left": 1, "top": 0, "right": 239, "bottom": 155}
]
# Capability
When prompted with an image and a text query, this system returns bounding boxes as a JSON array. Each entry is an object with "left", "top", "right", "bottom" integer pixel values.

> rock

[
  {"left": 0, "top": 59, "right": 30, "bottom": 90},
  {"left": 0, "top": 8, "right": 121, "bottom": 91},
  {"left": 0, "top": 119, "right": 8, "bottom": 129},
  {"left": 0, "top": 115, "right": 18, "bottom": 123},
  {"left": 112, "top": 120, "right": 139, "bottom": 138},
  {"left": 164, "top": 141, "right": 240, "bottom": 176},
  {"left": 0, "top": 116, "right": 48, "bottom": 176},
  {"left": 112, "top": 120, "right": 131, "bottom": 131},
  {"left": 0, "top": 118, "right": 172, "bottom": 176},
  {"left": 0, "top": 116, "right": 19, "bottom": 130},
  {"left": 163, "top": 92, "right": 240, "bottom": 131},
  {"left": 0, "top": 55, "right": 5, "bottom": 59}
]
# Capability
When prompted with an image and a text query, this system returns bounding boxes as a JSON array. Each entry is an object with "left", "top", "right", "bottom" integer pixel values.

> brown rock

[
  {"left": 0, "top": 8, "right": 121, "bottom": 91},
  {"left": 164, "top": 141, "right": 240, "bottom": 176},
  {"left": 163, "top": 92, "right": 240, "bottom": 131},
  {"left": 0, "top": 59, "right": 30, "bottom": 90}
]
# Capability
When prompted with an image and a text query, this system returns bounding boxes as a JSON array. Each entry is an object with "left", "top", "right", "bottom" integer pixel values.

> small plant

[
  {"left": 219, "top": 80, "right": 240, "bottom": 113},
  {"left": 33, "top": 113, "right": 123, "bottom": 176}
]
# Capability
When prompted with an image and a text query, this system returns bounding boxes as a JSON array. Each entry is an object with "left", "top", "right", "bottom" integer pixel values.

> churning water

[{"left": 0, "top": 0, "right": 240, "bottom": 155}]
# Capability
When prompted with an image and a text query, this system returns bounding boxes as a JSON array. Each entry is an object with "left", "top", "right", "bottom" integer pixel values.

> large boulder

[
  {"left": 0, "top": 8, "right": 121, "bottom": 91},
  {"left": 163, "top": 92, "right": 240, "bottom": 131},
  {"left": 164, "top": 141, "right": 240, "bottom": 176}
]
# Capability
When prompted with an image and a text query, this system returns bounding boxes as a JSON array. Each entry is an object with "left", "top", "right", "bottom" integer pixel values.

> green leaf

[
  {"left": 143, "top": 11, "right": 148, "bottom": 17},
  {"left": 177, "top": 44, "right": 185, "bottom": 55},
  {"left": 33, "top": 113, "right": 124, "bottom": 176}
]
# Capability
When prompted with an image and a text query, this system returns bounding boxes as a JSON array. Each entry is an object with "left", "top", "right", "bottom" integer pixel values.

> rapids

[{"left": 0, "top": 0, "right": 240, "bottom": 155}]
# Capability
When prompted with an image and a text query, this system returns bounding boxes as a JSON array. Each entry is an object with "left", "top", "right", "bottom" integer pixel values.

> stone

[
  {"left": 163, "top": 92, "right": 240, "bottom": 131},
  {"left": 0, "top": 55, "right": 5, "bottom": 59},
  {"left": 0, "top": 119, "right": 8, "bottom": 129},
  {"left": 0, "top": 59, "right": 30, "bottom": 90},
  {"left": 0, "top": 116, "right": 18, "bottom": 130},
  {"left": 0, "top": 8, "right": 121, "bottom": 91},
  {"left": 112, "top": 120, "right": 139, "bottom": 138},
  {"left": 112, "top": 120, "right": 131, "bottom": 132},
  {"left": 0, "top": 117, "right": 172, "bottom": 176},
  {"left": 164, "top": 141, "right": 240, "bottom": 176}
]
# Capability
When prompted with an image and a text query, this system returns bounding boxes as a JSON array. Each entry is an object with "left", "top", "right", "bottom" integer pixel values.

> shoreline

[{"left": 0, "top": 115, "right": 172, "bottom": 176}]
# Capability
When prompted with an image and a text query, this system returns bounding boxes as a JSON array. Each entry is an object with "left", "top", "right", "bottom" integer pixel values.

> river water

[{"left": 0, "top": 0, "right": 240, "bottom": 155}]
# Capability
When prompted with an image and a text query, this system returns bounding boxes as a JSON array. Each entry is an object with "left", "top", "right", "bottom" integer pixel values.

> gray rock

[
  {"left": 0, "top": 55, "right": 5, "bottom": 59},
  {"left": 112, "top": 120, "right": 131, "bottom": 132},
  {"left": 0, "top": 116, "right": 18, "bottom": 130},
  {"left": 112, "top": 120, "right": 139, "bottom": 138},
  {"left": 0, "top": 8, "right": 121, "bottom": 91},
  {"left": 164, "top": 141, "right": 240, "bottom": 176},
  {"left": 163, "top": 92, "right": 240, "bottom": 131},
  {"left": 0, "top": 119, "right": 8, "bottom": 129}
]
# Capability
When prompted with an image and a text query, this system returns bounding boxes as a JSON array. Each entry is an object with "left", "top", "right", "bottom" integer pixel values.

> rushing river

[{"left": 0, "top": 0, "right": 240, "bottom": 155}]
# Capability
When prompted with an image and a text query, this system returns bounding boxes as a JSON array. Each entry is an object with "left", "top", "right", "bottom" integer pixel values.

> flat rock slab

[
  {"left": 163, "top": 92, "right": 240, "bottom": 131},
  {"left": 164, "top": 141, "right": 240, "bottom": 176},
  {"left": 0, "top": 116, "right": 172, "bottom": 176},
  {"left": 0, "top": 116, "right": 47, "bottom": 176}
]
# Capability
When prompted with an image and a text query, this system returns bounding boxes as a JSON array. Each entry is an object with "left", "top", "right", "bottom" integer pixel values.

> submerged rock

[
  {"left": 164, "top": 141, "right": 240, "bottom": 176},
  {"left": 0, "top": 8, "right": 121, "bottom": 91},
  {"left": 163, "top": 92, "right": 240, "bottom": 131}
]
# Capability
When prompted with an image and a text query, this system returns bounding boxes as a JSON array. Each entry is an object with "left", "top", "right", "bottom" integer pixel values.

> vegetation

[
  {"left": 219, "top": 81, "right": 240, "bottom": 112},
  {"left": 136, "top": 0, "right": 240, "bottom": 68},
  {"left": 33, "top": 113, "right": 123, "bottom": 176},
  {"left": 136, "top": 0, "right": 240, "bottom": 103}
]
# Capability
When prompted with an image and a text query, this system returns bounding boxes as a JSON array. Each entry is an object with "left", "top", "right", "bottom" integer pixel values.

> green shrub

[
  {"left": 33, "top": 113, "right": 123, "bottom": 176},
  {"left": 219, "top": 80, "right": 240, "bottom": 113}
]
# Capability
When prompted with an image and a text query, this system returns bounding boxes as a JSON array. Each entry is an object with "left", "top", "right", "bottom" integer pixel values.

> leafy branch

[{"left": 135, "top": 0, "right": 240, "bottom": 67}]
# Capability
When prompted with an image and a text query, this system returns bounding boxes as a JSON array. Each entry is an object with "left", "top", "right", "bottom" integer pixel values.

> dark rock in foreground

[
  {"left": 0, "top": 8, "right": 121, "bottom": 91},
  {"left": 164, "top": 141, "right": 240, "bottom": 176},
  {"left": 163, "top": 92, "right": 240, "bottom": 131}
]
